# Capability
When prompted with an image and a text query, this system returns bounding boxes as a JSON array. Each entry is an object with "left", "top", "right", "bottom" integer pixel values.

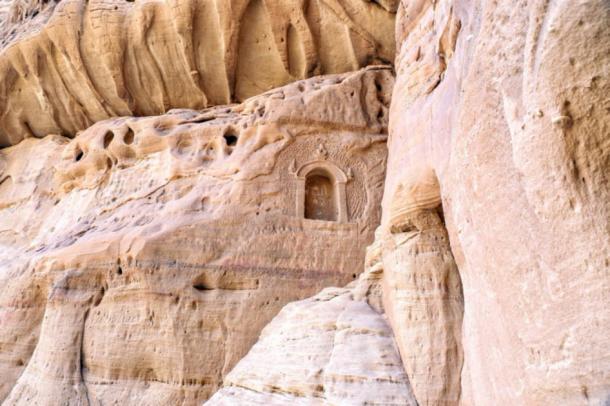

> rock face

[
  {"left": 206, "top": 261, "right": 417, "bottom": 406},
  {"left": 383, "top": 0, "right": 610, "bottom": 404},
  {"left": 0, "top": 67, "right": 393, "bottom": 404},
  {"left": 1, "top": 0, "right": 609, "bottom": 405},
  {"left": 0, "top": 0, "right": 397, "bottom": 146}
]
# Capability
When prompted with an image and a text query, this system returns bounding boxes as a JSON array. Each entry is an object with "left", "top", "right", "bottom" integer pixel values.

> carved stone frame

[{"left": 295, "top": 160, "right": 348, "bottom": 223}]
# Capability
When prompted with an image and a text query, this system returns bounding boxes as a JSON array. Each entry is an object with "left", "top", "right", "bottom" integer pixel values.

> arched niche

[{"left": 295, "top": 161, "right": 348, "bottom": 223}]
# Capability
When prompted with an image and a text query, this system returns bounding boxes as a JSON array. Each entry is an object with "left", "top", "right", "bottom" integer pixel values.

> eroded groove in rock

[{"left": 0, "top": 0, "right": 396, "bottom": 147}]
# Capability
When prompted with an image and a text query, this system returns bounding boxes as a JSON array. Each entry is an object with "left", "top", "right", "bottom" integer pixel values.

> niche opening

[{"left": 304, "top": 171, "right": 336, "bottom": 221}]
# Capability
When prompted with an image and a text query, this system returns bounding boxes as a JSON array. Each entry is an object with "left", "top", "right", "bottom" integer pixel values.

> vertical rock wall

[{"left": 385, "top": 0, "right": 609, "bottom": 404}]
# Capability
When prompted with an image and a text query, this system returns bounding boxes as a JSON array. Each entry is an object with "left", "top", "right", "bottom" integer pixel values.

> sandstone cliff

[
  {"left": 207, "top": 263, "right": 417, "bottom": 405},
  {"left": 210, "top": 0, "right": 610, "bottom": 404},
  {"left": 0, "top": 0, "right": 609, "bottom": 405},
  {"left": 0, "top": 67, "right": 393, "bottom": 404},
  {"left": 384, "top": 0, "right": 609, "bottom": 404}
]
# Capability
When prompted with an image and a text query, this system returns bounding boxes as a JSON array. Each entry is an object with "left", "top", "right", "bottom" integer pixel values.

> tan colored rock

[
  {"left": 206, "top": 262, "right": 417, "bottom": 406},
  {"left": 0, "top": 0, "right": 396, "bottom": 146},
  {"left": 0, "top": 67, "right": 393, "bottom": 404},
  {"left": 384, "top": 0, "right": 610, "bottom": 404},
  {"left": 382, "top": 206, "right": 463, "bottom": 406},
  {"left": 1, "top": 0, "right": 608, "bottom": 404}
]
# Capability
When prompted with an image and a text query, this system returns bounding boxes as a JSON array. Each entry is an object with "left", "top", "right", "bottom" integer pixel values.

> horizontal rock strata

[{"left": 206, "top": 254, "right": 417, "bottom": 405}]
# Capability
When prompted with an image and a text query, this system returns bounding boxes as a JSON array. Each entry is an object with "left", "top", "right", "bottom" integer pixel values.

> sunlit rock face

[
  {"left": 383, "top": 0, "right": 609, "bottom": 405},
  {"left": 207, "top": 261, "right": 418, "bottom": 406},
  {"left": 0, "top": 0, "right": 397, "bottom": 146},
  {"left": 1, "top": 0, "right": 608, "bottom": 404},
  {"left": 0, "top": 67, "right": 393, "bottom": 404}
]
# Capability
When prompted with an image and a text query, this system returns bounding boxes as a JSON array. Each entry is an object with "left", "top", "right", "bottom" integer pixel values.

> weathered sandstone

[
  {"left": 0, "top": 67, "right": 393, "bottom": 404},
  {"left": 0, "top": 0, "right": 397, "bottom": 146},
  {"left": 383, "top": 0, "right": 610, "bottom": 404},
  {"left": 207, "top": 262, "right": 417, "bottom": 406}
]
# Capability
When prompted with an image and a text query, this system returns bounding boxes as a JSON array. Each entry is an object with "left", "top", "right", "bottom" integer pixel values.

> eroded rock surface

[
  {"left": 383, "top": 0, "right": 610, "bottom": 404},
  {"left": 206, "top": 244, "right": 417, "bottom": 406},
  {"left": 0, "top": 0, "right": 608, "bottom": 404},
  {"left": 0, "top": 0, "right": 397, "bottom": 146},
  {"left": 0, "top": 67, "right": 393, "bottom": 404}
]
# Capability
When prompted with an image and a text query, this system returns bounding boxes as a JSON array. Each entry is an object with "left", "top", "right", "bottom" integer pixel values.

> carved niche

[{"left": 294, "top": 160, "right": 349, "bottom": 223}]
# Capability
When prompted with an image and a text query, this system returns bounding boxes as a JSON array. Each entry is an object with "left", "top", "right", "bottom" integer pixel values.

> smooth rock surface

[
  {"left": 383, "top": 0, "right": 610, "bottom": 404},
  {"left": 206, "top": 260, "right": 417, "bottom": 406}
]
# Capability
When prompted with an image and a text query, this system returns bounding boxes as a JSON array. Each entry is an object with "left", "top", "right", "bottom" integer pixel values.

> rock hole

[
  {"left": 75, "top": 147, "right": 84, "bottom": 162},
  {"left": 177, "top": 136, "right": 194, "bottom": 152},
  {"left": 436, "top": 205, "right": 446, "bottom": 228},
  {"left": 193, "top": 283, "right": 213, "bottom": 291},
  {"left": 390, "top": 220, "right": 418, "bottom": 234},
  {"left": 375, "top": 80, "right": 382, "bottom": 92},
  {"left": 352, "top": 273, "right": 357, "bottom": 279},
  {"left": 223, "top": 132, "right": 238, "bottom": 146},
  {"left": 124, "top": 128, "right": 135, "bottom": 145},
  {"left": 117, "top": 266, "right": 123, "bottom": 275},
  {"left": 103, "top": 131, "right": 114, "bottom": 148}
]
